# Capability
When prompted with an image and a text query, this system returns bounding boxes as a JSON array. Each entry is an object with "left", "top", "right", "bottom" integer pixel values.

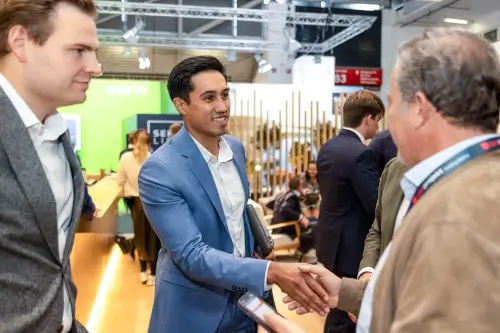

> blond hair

[{"left": 132, "top": 130, "right": 150, "bottom": 164}]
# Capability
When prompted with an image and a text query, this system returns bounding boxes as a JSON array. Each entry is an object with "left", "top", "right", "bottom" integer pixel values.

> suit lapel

[
  {"left": 0, "top": 88, "right": 60, "bottom": 262},
  {"left": 177, "top": 129, "right": 230, "bottom": 234},
  {"left": 60, "top": 132, "right": 84, "bottom": 264},
  {"left": 231, "top": 145, "right": 250, "bottom": 201},
  {"left": 226, "top": 138, "right": 254, "bottom": 256}
]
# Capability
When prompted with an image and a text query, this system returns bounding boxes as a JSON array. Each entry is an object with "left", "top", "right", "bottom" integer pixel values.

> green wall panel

[
  {"left": 59, "top": 79, "right": 162, "bottom": 174},
  {"left": 161, "top": 82, "right": 177, "bottom": 115}
]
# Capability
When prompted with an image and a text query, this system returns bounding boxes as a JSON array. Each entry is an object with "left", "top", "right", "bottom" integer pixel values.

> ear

[
  {"left": 413, "top": 91, "right": 433, "bottom": 128},
  {"left": 363, "top": 114, "right": 374, "bottom": 125},
  {"left": 173, "top": 97, "right": 187, "bottom": 116},
  {"left": 7, "top": 25, "right": 29, "bottom": 62}
]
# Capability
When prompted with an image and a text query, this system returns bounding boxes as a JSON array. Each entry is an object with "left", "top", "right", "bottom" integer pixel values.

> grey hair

[{"left": 394, "top": 27, "right": 500, "bottom": 132}]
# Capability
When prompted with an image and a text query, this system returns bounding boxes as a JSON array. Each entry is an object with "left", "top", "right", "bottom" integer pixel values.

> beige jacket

[
  {"left": 339, "top": 151, "right": 500, "bottom": 332},
  {"left": 359, "top": 157, "right": 407, "bottom": 272}
]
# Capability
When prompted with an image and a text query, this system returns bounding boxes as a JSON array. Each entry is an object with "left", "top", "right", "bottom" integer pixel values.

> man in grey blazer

[{"left": 0, "top": 1, "right": 102, "bottom": 332}]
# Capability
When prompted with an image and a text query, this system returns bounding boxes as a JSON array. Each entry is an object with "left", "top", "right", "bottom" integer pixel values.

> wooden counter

[{"left": 70, "top": 175, "right": 121, "bottom": 325}]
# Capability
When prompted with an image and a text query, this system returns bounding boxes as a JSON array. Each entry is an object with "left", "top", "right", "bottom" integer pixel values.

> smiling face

[
  {"left": 9, "top": 3, "right": 101, "bottom": 108},
  {"left": 307, "top": 163, "right": 317, "bottom": 179},
  {"left": 178, "top": 70, "right": 230, "bottom": 140}
]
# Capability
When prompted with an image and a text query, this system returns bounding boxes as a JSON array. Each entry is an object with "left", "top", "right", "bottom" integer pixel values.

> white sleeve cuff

[
  {"left": 264, "top": 261, "right": 272, "bottom": 291},
  {"left": 357, "top": 267, "right": 375, "bottom": 279}
]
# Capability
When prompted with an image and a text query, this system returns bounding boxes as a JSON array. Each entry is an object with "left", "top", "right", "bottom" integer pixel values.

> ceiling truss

[{"left": 95, "top": 1, "right": 377, "bottom": 53}]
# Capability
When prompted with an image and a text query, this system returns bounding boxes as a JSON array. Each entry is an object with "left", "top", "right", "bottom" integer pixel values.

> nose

[
  {"left": 214, "top": 98, "right": 228, "bottom": 112},
  {"left": 90, "top": 63, "right": 103, "bottom": 78},
  {"left": 85, "top": 52, "right": 103, "bottom": 77}
]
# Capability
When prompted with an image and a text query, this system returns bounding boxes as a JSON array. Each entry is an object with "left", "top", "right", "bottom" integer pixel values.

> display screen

[{"left": 245, "top": 296, "right": 275, "bottom": 321}]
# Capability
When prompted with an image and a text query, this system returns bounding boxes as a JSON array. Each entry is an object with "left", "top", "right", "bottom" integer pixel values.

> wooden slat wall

[{"left": 228, "top": 92, "right": 387, "bottom": 198}]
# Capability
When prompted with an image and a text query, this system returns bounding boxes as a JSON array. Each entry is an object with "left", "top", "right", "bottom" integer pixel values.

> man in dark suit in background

[
  {"left": 368, "top": 129, "right": 397, "bottom": 176},
  {"left": 316, "top": 90, "right": 384, "bottom": 333}
]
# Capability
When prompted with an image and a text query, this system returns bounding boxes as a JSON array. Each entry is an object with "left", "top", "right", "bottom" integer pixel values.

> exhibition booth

[{"left": 66, "top": 55, "right": 385, "bottom": 325}]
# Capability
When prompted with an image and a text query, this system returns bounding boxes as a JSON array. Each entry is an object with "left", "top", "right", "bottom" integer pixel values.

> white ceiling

[{"left": 400, "top": 0, "right": 500, "bottom": 27}]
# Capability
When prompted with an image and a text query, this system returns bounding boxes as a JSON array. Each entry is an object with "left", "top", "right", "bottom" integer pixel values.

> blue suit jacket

[{"left": 138, "top": 127, "right": 269, "bottom": 333}]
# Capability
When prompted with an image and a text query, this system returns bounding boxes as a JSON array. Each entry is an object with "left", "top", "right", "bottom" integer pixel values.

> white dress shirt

[
  {"left": 356, "top": 133, "right": 499, "bottom": 333},
  {"left": 0, "top": 73, "right": 74, "bottom": 333},
  {"left": 343, "top": 127, "right": 365, "bottom": 142},
  {"left": 191, "top": 135, "right": 271, "bottom": 289}
]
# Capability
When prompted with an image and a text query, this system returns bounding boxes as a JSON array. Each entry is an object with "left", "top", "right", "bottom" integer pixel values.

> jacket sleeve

[
  {"left": 350, "top": 149, "right": 379, "bottom": 218},
  {"left": 359, "top": 158, "right": 393, "bottom": 272},
  {"left": 80, "top": 184, "right": 96, "bottom": 221},
  {"left": 337, "top": 277, "right": 370, "bottom": 316},
  {"left": 138, "top": 158, "right": 269, "bottom": 297},
  {"left": 389, "top": 222, "right": 500, "bottom": 333}
]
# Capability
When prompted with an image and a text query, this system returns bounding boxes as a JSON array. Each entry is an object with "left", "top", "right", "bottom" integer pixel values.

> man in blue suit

[{"left": 139, "top": 56, "right": 329, "bottom": 333}]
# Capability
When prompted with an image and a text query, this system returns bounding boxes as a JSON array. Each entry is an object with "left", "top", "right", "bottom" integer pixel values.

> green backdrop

[{"left": 59, "top": 79, "right": 176, "bottom": 174}]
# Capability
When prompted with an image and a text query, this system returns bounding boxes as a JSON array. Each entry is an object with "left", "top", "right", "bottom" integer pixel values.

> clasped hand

[
  {"left": 281, "top": 264, "right": 341, "bottom": 315},
  {"left": 260, "top": 265, "right": 342, "bottom": 333}
]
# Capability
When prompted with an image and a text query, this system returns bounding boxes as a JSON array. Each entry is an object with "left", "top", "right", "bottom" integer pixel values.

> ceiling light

[
  {"left": 347, "top": 4, "right": 381, "bottom": 11},
  {"left": 254, "top": 54, "right": 272, "bottom": 74},
  {"left": 444, "top": 18, "right": 469, "bottom": 25}
]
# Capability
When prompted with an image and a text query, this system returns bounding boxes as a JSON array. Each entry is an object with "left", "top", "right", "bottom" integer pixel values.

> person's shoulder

[{"left": 120, "top": 151, "right": 134, "bottom": 161}]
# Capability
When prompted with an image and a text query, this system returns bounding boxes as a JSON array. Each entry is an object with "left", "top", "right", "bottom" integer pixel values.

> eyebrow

[
  {"left": 200, "top": 87, "right": 230, "bottom": 97},
  {"left": 71, "top": 43, "right": 98, "bottom": 51}
]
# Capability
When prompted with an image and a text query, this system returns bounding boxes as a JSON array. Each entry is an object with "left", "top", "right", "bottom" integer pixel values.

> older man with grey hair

[{"left": 262, "top": 27, "right": 500, "bottom": 333}]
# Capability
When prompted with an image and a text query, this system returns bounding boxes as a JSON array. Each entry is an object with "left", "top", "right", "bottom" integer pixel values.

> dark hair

[
  {"left": 343, "top": 90, "right": 385, "bottom": 128},
  {"left": 305, "top": 160, "right": 316, "bottom": 182},
  {"left": 0, "top": 0, "right": 97, "bottom": 58},
  {"left": 304, "top": 192, "right": 320, "bottom": 206},
  {"left": 289, "top": 176, "right": 301, "bottom": 190},
  {"left": 168, "top": 56, "right": 227, "bottom": 104}
]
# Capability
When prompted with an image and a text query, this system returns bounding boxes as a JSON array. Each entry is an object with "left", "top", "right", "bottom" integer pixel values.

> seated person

[
  {"left": 303, "top": 192, "right": 320, "bottom": 223},
  {"left": 270, "top": 177, "right": 310, "bottom": 240}
]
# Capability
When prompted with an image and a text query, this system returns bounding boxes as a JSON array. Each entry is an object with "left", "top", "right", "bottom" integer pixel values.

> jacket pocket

[{"left": 160, "top": 270, "right": 201, "bottom": 290}]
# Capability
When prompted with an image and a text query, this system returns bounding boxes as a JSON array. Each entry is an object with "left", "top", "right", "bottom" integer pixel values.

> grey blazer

[{"left": 0, "top": 87, "right": 88, "bottom": 333}]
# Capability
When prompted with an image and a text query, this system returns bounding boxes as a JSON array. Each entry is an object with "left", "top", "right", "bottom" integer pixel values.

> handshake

[{"left": 264, "top": 263, "right": 342, "bottom": 333}]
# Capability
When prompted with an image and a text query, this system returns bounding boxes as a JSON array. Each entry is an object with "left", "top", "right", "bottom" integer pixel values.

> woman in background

[
  {"left": 300, "top": 161, "right": 319, "bottom": 194},
  {"left": 117, "top": 129, "right": 160, "bottom": 286}
]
